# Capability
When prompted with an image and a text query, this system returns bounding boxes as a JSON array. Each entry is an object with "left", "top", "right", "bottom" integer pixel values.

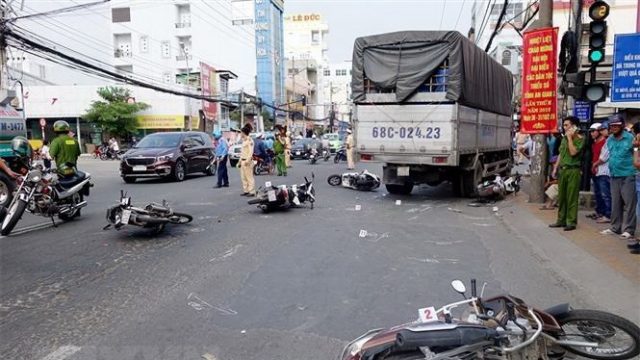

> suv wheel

[{"left": 173, "top": 160, "right": 186, "bottom": 182}]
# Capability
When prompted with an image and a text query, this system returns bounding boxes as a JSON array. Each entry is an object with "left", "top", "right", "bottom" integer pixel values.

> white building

[
  {"left": 7, "top": 0, "right": 257, "bottom": 133},
  {"left": 322, "top": 61, "right": 353, "bottom": 125},
  {"left": 284, "top": 13, "right": 330, "bottom": 120}
]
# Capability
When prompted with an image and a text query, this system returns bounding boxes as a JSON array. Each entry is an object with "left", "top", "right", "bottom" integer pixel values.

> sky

[{"left": 285, "top": 0, "right": 475, "bottom": 62}]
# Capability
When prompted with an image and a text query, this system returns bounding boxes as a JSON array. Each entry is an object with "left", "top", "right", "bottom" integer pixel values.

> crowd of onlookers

[{"left": 515, "top": 113, "right": 639, "bottom": 255}]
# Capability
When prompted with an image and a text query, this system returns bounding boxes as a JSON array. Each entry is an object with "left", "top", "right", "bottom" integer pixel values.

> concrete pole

[
  {"left": 240, "top": 89, "right": 245, "bottom": 129},
  {"left": 527, "top": 0, "right": 553, "bottom": 204}
]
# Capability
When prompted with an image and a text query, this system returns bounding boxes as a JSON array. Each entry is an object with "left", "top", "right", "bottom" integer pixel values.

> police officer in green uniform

[
  {"left": 549, "top": 116, "right": 584, "bottom": 231},
  {"left": 49, "top": 121, "right": 81, "bottom": 177}
]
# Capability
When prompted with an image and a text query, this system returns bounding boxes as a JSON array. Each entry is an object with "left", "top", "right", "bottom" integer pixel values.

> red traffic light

[{"left": 589, "top": 1, "right": 610, "bottom": 21}]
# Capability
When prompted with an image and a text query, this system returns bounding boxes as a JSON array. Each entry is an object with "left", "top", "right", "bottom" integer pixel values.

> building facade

[
  {"left": 322, "top": 61, "right": 353, "bottom": 127},
  {"left": 254, "top": 0, "right": 285, "bottom": 118}
]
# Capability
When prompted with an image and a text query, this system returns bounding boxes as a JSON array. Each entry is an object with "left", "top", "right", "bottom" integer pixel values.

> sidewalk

[{"left": 516, "top": 194, "right": 639, "bottom": 285}]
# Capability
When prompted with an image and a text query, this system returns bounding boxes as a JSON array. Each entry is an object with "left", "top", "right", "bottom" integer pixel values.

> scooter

[
  {"left": 334, "top": 146, "right": 347, "bottom": 164},
  {"left": 253, "top": 153, "right": 273, "bottom": 176},
  {"left": 104, "top": 190, "right": 193, "bottom": 233},
  {"left": 327, "top": 169, "right": 381, "bottom": 191},
  {"left": 308, "top": 148, "right": 329, "bottom": 164},
  {"left": 248, "top": 175, "right": 315, "bottom": 213},
  {"left": 477, "top": 173, "right": 521, "bottom": 199}
]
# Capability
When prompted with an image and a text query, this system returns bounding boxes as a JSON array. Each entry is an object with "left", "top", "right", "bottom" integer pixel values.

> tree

[{"left": 83, "top": 87, "right": 150, "bottom": 139}]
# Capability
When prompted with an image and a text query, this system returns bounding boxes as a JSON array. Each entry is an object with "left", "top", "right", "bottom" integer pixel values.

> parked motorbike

[
  {"left": 477, "top": 173, "right": 521, "bottom": 199},
  {"left": 253, "top": 153, "right": 273, "bottom": 176},
  {"left": 327, "top": 169, "right": 381, "bottom": 191},
  {"left": 99, "top": 145, "right": 125, "bottom": 160},
  {"left": 1, "top": 165, "right": 92, "bottom": 236},
  {"left": 248, "top": 174, "right": 315, "bottom": 212},
  {"left": 342, "top": 278, "right": 640, "bottom": 360},
  {"left": 334, "top": 146, "right": 347, "bottom": 164},
  {"left": 308, "top": 148, "right": 329, "bottom": 164},
  {"left": 104, "top": 190, "right": 193, "bottom": 233}
]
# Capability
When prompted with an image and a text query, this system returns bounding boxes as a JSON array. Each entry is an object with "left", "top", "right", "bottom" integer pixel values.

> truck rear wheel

[
  {"left": 462, "top": 162, "right": 483, "bottom": 198},
  {"left": 386, "top": 183, "right": 413, "bottom": 195}
]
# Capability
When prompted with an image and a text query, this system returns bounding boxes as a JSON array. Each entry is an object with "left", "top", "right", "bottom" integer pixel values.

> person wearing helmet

[
  {"left": 49, "top": 120, "right": 81, "bottom": 177},
  {"left": 238, "top": 124, "right": 255, "bottom": 196},
  {"left": 346, "top": 128, "right": 355, "bottom": 169},
  {"left": 213, "top": 130, "right": 229, "bottom": 188}
]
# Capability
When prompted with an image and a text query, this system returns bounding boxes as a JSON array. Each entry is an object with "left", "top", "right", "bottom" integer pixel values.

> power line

[
  {"left": 438, "top": 1, "right": 446, "bottom": 30},
  {"left": 484, "top": 0, "right": 509, "bottom": 52},
  {"left": 4, "top": 0, "right": 110, "bottom": 22},
  {"left": 453, "top": 0, "right": 468, "bottom": 31},
  {"left": 476, "top": 0, "right": 495, "bottom": 44}
]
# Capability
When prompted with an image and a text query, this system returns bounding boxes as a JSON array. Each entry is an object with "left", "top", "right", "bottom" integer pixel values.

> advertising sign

[
  {"left": 611, "top": 33, "right": 640, "bottom": 102},
  {"left": 520, "top": 27, "right": 559, "bottom": 133},
  {"left": 200, "top": 62, "right": 218, "bottom": 120},
  {"left": 136, "top": 115, "right": 185, "bottom": 129}
]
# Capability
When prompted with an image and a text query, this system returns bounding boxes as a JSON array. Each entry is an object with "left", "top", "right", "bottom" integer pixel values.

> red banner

[
  {"left": 521, "top": 27, "right": 559, "bottom": 134},
  {"left": 200, "top": 62, "right": 218, "bottom": 121}
]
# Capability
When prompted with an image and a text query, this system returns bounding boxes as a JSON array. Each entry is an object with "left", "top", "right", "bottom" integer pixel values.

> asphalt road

[{"left": 0, "top": 157, "right": 634, "bottom": 360}]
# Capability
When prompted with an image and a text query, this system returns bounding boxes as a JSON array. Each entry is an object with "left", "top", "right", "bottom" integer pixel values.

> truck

[
  {"left": 351, "top": 31, "right": 514, "bottom": 197},
  {"left": 1, "top": 91, "right": 28, "bottom": 207}
]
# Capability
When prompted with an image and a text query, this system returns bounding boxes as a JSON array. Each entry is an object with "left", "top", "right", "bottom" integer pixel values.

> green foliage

[{"left": 83, "top": 87, "right": 150, "bottom": 138}]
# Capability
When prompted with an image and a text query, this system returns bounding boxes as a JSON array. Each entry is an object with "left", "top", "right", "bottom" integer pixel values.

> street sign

[
  {"left": 611, "top": 33, "right": 640, "bottom": 102},
  {"left": 39, "top": 118, "right": 46, "bottom": 127},
  {"left": 573, "top": 100, "right": 592, "bottom": 123}
]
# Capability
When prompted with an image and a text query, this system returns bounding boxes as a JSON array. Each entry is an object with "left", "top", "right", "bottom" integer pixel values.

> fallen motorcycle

[
  {"left": 327, "top": 169, "right": 381, "bottom": 191},
  {"left": 248, "top": 174, "right": 315, "bottom": 212},
  {"left": 104, "top": 190, "right": 193, "bottom": 233},
  {"left": 1, "top": 164, "right": 92, "bottom": 236},
  {"left": 341, "top": 279, "right": 639, "bottom": 360},
  {"left": 477, "top": 173, "right": 521, "bottom": 199}
]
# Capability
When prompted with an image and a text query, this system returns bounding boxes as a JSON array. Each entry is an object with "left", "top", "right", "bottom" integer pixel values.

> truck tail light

[
  {"left": 432, "top": 156, "right": 448, "bottom": 164},
  {"left": 360, "top": 154, "right": 374, "bottom": 161}
]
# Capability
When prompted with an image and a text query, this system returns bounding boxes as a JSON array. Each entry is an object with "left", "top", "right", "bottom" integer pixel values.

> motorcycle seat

[{"left": 58, "top": 171, "right": 87, "bottom": 189}]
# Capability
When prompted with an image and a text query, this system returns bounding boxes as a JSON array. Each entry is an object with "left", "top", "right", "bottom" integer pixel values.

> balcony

[
  {"left": 176, "top": 54, "right": 193, "bottom": 61},
  {"left": 175, "top": 22, "right": 191, "bottom": 28}
]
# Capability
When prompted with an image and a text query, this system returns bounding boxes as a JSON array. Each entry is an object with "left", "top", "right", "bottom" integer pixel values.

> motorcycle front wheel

[
  {"left": 555, "top": 309, "right": 640, "bottom": 360},
  {"left": 168, "top": 212, "right": 193, "bottom": 224},
  {"left": 334, "top": 155, "right": 340, "bottom": 164},
  {"left": 1, "top": 198, "right": 27, "bottom": 236}
]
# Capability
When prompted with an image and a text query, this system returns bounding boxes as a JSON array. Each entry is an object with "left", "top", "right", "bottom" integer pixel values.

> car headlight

[{"left": 157, "top": 153, "right": 174, "bottom": 162}]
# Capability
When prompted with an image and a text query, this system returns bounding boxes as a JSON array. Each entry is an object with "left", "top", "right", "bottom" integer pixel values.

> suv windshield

[{"left": 135, "top": 133, "right": 182, "bottom": 148}]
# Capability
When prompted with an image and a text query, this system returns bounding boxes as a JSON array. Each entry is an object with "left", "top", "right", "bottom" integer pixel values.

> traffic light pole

[{"left": 527, "top": 0, "right": 553, "bottom": 204}]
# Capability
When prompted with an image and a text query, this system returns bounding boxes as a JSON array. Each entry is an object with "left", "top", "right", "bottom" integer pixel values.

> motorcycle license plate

[
  {"left": 120, "top": 209, "right": 132, "bottom": 224},
  {"left": 132, "top": 165, "right": 147, "bottom": 172},
  {"left": 267, "top": 190, "right": 276, "bottom": 202},
  {"left": 296, "top": 151, "right": 301, "bottom": 155}
]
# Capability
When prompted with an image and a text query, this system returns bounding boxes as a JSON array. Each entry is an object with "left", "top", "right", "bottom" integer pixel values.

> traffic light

[
  {"left": 563, "top": 71, "right": 586, "bottom": 99},
  {"left": 300, "top": 95, "right": 306, "bottom": 106},
  {"left": 587, "top": 1, "right": 609, "bottom": 66}
]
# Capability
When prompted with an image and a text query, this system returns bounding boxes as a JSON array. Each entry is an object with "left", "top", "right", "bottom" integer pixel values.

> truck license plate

[
  {"left": 133, "top": 165, "right": 147, "bottom": 172},
  {"left": 397, "top": 166, "right": 410, "bottom": 176},
  {"left": 267, "top": 190, "right": 277, "bottom": 202}
]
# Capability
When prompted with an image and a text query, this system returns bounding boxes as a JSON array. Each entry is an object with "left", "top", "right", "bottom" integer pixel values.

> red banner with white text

[{"left": 521, "top": 27, "right": 559, "bottom": 134}]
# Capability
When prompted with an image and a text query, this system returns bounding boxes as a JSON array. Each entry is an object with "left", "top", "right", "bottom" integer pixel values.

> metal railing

[{"left": 175, "top": 22, "right": 191, "bottom": 28}]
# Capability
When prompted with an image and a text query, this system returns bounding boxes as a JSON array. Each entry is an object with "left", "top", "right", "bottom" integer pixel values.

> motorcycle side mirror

[{"left": 451, "top": 279, "right": 467, "bottom": 295}]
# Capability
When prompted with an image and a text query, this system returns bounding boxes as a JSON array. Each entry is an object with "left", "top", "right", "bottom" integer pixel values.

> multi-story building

[
  {"left": 9, "top": 0, "right": 256, "bottom": 137},
  {"left": 284, "top": 13, "right": 329, "bottom": 121},
  {"left": 253, "top": 0, "right": 286, "bottom": 122},
  {"left": 322, "top": 61, "right": 353, "bottom": 129}
]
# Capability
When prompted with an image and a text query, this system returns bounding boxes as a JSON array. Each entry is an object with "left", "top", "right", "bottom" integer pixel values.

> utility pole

[
  {"left": 527, "top": 0, "right": 553, "bottom": 204},
  {"left": 239, "top": 88, "right": 244, "bottom": 129},
  {"left": 290, "top": 56, "right": 295, "bottom": 132},
  {"left": 1, "top": 2, "right": 7, "bottom": 92}
]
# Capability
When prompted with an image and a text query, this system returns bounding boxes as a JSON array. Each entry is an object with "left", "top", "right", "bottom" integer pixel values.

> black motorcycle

[
  {"left": 334, "top": 146, "right": 347, "bottom": 164},
  {"left": 104, "top": 190, "right": 193, "bottom": 233},
  {"left": 248, "top": 175, "right": 315, "bottom": 212}
]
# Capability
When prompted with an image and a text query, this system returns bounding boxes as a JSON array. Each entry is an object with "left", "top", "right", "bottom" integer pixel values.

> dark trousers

[
  {"left": 610, "top": 176, "right": 637, "bottom": 235},
  {"left": 593, "top": 175, "right": 611, "bottom": 218},
  {"left": 217, "top": 156, "right": 228, "bottom": 186}
]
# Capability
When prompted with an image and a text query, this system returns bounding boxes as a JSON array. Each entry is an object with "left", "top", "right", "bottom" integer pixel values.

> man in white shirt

[{"left": 590, "top": 122, "right": 611, "bottom": 223}]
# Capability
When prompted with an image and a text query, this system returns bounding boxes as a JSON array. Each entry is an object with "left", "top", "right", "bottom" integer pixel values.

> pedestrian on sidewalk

[
  {"left": 213, "top": 130, "right": 229, "bottom": 188},
  {"left": 627, "top": 122, "right": 640, "bottom": 254},
  {"left": 238, "top": 124, "right": 255, "bottom": 196},
  {"left": 588, "top": 122, "right": 611, "bottom": 223},
  {"left": 600, "top": 114, "right": 636, "bottom": 242},
  {"left": 549, "top": 116, "right": 584, "bottom": 231},
  {"left": 274, "top": 125, "right": 287, "bottom": 176}
]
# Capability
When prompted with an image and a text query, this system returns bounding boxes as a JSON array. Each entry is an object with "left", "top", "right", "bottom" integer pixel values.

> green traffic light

[{"left": 590, "top": 50, "right": 604, "bottom": 62}]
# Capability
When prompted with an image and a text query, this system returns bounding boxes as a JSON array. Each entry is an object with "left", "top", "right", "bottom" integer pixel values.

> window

[
  {"left": 221, "top": 107, "right": 230, "bottom": 120},
  {"left": 112, "top": 7, "right": 131, "bottom": 23},
  {"left": 335, "top": 69, "right": 347, "bottom": 76},
  {"left": 502, "top": 50, "right": 512, "bottom": 66},
  {"left": 311, "top": 30, "right": 320, "bottom": 44},
  {"left": 140, "top": 36, "right": 149, "bottom": 53},
  {"left": 323, "top": 69, "right": 330, "bottom": 76},
  {"left": 38, "top": 64, "right": 46, "bottom": 79},
  {"left": 176, "top": 4, "right": 191, "bottom": 28},
  {"left": 220, "top": 78, "right": 229, "bottom": 97},
  {"left": 188, "top": 135, "right": 204, "bottom": 146},
  {"left": 161, "top": 41, "right": 170, "bottom": 58}
]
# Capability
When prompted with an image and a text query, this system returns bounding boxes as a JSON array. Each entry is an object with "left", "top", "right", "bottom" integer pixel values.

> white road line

[{"left": 40, "top": 345, "right": 81, "bottom": 360}]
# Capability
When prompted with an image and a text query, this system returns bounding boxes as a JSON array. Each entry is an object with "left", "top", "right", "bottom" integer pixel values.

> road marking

[{"left": 40, "top": 346, "right": 81, "bottom": 360}]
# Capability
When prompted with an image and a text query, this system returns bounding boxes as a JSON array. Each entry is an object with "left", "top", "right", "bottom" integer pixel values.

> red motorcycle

[{"left": 342, "top": 279, "right": 639, "bottom": 360}]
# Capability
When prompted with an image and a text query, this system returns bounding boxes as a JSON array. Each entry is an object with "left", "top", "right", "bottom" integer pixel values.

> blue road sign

[
  {"left": 611, "top": 33, "right": 640, "bottom": 102},
  {"left": 573, "top": 100, "right": 591, "bottom": 123}
]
